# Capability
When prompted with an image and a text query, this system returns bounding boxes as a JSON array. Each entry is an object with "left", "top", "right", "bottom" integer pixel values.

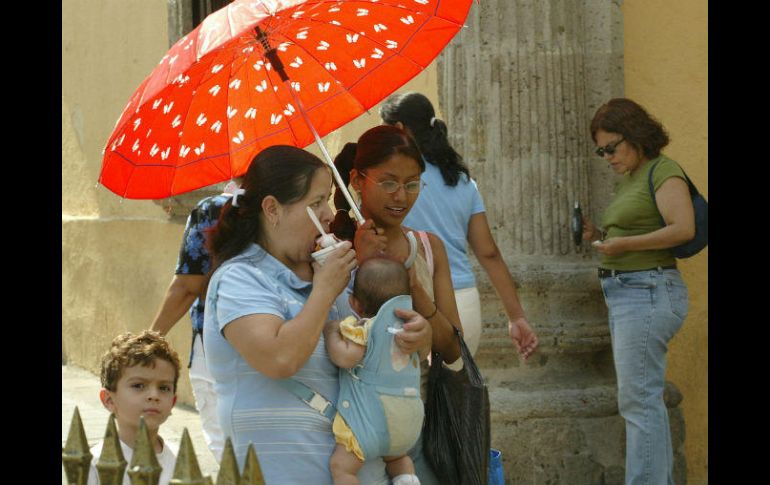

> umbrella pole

[
  {"left": 289, "top": 88, "right": 365, "bottom": 225},
  {"left": 258, "top": 31, "right": 365, "bottom": 225}
]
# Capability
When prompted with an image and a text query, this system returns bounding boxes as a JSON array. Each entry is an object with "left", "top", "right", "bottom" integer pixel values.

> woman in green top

[{"left": 581, "top": 98, "right": 694, "bottom": 485}]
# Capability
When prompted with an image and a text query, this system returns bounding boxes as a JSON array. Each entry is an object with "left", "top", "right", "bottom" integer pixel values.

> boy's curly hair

[{"left": 100, "top": 330, "right": 181, "bottom": 392}]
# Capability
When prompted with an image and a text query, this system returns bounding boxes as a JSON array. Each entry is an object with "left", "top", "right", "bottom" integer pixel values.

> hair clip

[
  {"left": 429, "top": 116, "right": 436, "bottom": 127},
  {"left": 231, "top": 188, "right": 246, "bottom": 207}
]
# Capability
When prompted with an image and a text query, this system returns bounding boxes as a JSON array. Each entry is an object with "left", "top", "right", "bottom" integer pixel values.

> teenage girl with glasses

[{"left": 331, "top": 125, "right": 463, "bottom": 485}]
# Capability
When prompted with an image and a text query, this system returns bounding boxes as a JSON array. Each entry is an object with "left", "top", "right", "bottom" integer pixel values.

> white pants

[
  {"left": 189, "top": 333, "right": 224, "bottom": 461},
  {"left": 455, "top": 286, "right": 482, "bottom": 356},
  {"left": 446, "top": 286, "right": 482, "bottom": 370}
]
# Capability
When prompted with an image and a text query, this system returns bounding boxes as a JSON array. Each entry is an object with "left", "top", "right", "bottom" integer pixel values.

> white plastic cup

[{"left": 311, "top": 241, "right": 348, "bottom": 265}]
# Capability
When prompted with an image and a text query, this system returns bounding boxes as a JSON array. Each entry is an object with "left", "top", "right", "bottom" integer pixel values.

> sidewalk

[{"left": 62, "top": 365, "right": 219, "bottom": 482}]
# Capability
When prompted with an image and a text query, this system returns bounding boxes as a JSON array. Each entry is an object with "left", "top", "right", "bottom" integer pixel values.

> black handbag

[
  {"left": 423, "top": 326, "right": 490, "bottom": 485},
  {"left": 648, "top": 159, "right": 708, "bottom": 258}
]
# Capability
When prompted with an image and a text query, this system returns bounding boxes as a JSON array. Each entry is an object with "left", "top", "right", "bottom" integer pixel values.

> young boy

[
  {"left": 87, "top": 330, "right": 181, "bottom": 485},
  {"left": 325, "top": 258, "right": 425, "bottom": 485}
]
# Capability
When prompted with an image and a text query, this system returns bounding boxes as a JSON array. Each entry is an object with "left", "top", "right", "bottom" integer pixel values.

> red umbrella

[{"left": 99, "top": 0, "right": 473, "bottom": 221}]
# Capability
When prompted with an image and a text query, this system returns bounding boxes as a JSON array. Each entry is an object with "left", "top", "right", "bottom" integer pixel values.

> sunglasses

[
  {"left": 360, "top": 172, "right": 424, "bottom": 194},
  {"left": 595, "top": 137, "right": 625, "bottom": 157}
]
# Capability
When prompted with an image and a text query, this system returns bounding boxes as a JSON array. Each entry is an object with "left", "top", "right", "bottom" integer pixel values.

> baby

[{"left": 324, "top": 258, "right": 424, "bottom": 485}]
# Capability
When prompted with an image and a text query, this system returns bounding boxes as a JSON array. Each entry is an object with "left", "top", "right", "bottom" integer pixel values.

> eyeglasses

[
  {"left": 595, "top": 137, "right": 625, "bottom": 157},
  {"left": 360, "top": 172, "right": 424, "bottom": 194}
]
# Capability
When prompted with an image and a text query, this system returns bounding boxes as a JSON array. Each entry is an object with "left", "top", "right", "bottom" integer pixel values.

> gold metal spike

[
  {"left": 62, "top": 407, "right": 93, "bottom": 485},
  {"left": 240, "top": 444, "right": 265, "bottom": 485},
  {"left": 95, "top": 414, "right": 128, "bottom": 485},
  {"left": 214, "top": 438, "right": 239, "bottom": 485},
  {"left": 127, "top": 416, "right": 162, "bottom": 485},
  {"left": 169, "top": 428, "right": 208, "bottom": 484}
]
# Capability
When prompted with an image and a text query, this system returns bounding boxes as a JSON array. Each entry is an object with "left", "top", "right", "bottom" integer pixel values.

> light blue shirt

[
  {"left": 203, "top": 243, "right": 387, "bottom": 485},
  {"left": 404, "top": 162, "right": 486, "bottom": 289}
]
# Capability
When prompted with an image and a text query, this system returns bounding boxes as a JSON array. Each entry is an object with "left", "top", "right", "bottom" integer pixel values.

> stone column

[{"left": 437, "top": 1, "right": 686, "bottom": 483}]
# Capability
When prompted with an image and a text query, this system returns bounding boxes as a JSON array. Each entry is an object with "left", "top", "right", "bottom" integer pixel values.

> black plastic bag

[{"left": 423, "top": 326, "right": 490, "bottom": 485}]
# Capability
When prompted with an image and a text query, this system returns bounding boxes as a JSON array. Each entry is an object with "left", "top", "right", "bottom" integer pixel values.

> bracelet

[{"left": 424, "top": 302, "right": 438, "bottom": 319}]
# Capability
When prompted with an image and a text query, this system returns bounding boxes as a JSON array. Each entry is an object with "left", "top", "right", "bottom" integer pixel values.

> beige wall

[
  {"left": 623, "top": 1, "right": 708, "bottom": 483},
  {"left": 62, "top": 0, "right": 198, "bottom": 404}
]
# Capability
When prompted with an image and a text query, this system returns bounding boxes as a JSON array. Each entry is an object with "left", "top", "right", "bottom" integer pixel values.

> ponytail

[{"left": 330, "top": 142, "right": 358, "bottom": 241}]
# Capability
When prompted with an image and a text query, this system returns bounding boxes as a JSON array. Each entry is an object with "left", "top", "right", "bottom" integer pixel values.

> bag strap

[
  {"left": 647, "top": 158, "right": 699, "bottom": 225},
  {"left": 276, "top": 379, "right": 337, "bottom": 421},
  {"left": 417, "top": 231, "right": 434, "bottom": 277}
]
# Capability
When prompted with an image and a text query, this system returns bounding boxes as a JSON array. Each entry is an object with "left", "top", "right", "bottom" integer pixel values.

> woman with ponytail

[
  {"left": 331, "top": 125, "right": 464, "bottom": 485},
  {"left": 380, "top": 92, "right": 538, "bottom": 361},
  {"left": 202, "top": 145, "right": 431, "bottom": 485}
]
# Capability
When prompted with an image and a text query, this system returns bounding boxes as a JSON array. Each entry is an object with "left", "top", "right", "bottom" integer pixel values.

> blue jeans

[{"left": 600, "top": 269, "right": 688, "bottom": 485}]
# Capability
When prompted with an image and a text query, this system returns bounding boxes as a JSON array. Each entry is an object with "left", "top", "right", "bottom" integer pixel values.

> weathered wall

[
  {"left": 62, "top": 0, "right": 197, "bottom": 405},
  {"left": 622, "top": 1, "right": 708, "bottom": 483}
]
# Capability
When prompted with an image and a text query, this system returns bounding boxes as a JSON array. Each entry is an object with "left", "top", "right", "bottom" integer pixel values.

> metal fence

[{"left": 62, "top": 407, "right": 265, "bottom": 485}]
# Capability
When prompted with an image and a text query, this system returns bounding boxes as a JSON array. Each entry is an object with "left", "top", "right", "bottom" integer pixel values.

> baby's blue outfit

[{"left": 337, "top": 295, "right": 424, "bottom": 459}]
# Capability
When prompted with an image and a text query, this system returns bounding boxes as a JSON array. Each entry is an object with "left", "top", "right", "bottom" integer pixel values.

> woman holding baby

[{"left": 202, "top": 138, "right": 457, "bottom": 484}]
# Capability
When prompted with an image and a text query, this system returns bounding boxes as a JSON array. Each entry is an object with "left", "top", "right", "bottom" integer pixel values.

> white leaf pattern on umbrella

[{"left": 227, "top": 106, "right": 238, "bottom": 118}]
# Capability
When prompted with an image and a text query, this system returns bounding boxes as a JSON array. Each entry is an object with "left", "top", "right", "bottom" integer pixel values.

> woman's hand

[
  {"left": 592, "top": 237, "right": 627, "bottom": 256},
  {"left": 311, "top": 241, "right": 357, "bottom": 299},
  {"left": 393, "top": 308, "right": 432, "bottom": 358},
  {"left": 353, "top": 219, "right": 388, "bottom": 262},
  {"left": 508, "top": 317, "right": 538, "bottom": 362}
]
